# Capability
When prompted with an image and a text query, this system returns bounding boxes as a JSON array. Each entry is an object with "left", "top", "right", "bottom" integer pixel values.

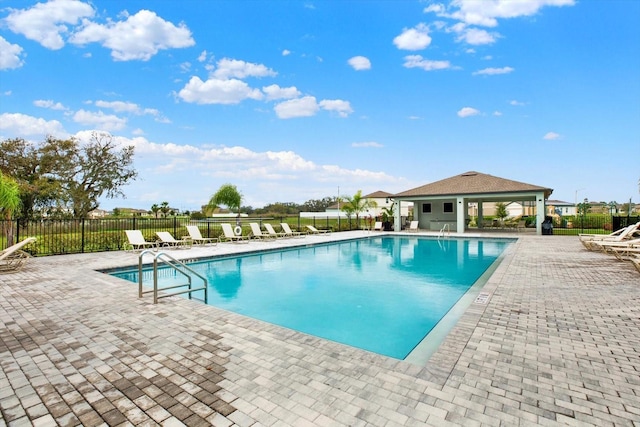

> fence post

[
  {"left": 173, "top": 216, "right": 178, "bottom": 237},
  {"left": 81, "top": 218, "right": 85, "bottom": 253}
]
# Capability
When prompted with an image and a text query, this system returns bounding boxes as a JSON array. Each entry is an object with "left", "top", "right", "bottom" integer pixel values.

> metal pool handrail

[{"left": 138, "top": 250, "right": 208, "bottom": 304}]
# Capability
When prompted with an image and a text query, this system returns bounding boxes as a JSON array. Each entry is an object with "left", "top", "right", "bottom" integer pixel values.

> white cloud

[
  {"left": 33, "top": 99, "right": 67, "bottom": 110},
  {"left": 473, "top": 66, "right": 514, "bottom": 75},
  {"left": 352, "top": 141, "right": 383, "bottom": 148},
  {"left": 543, "top": 132, "right": 561, "bottom": 140},
  {"left": 212, "top": 58, "right": 277, "bottom": 79},
  {"left": 4, "top": 0, "right": 94, "bottom": 50},
  {"left": 69, "top": 9, "right": 195, "bottom": 61},
  {"left": 73, "top": 109, "right": 127, "bottom": 131},
  {"left": 449, "top": 0, "right": 576, "bottom": 27},
  {"left": 0, "top": 36, "right": 25, "bottom": 70},
  {"left": 0, "top": 112, "right": 66, "bottom": 136},
  {"left": 457, "top": 107, "right": 480, "bottom": 117},
  {"left": 393, "top": 23, "right": 432, "bottom": 50},
  {"left": 94, "top": 100, "right": 140, "bottom": 113},
  {"left": 274, "top": 96, "right": 319, "bottom": 119},
  {"left": 456, "top": 27, "right": 498, "bottom": 45},
  {"left": 510, "top": 100, "right": 526, "bottom": 106},
  {"left": 178, "top": 76, "right": 264, "bottom": 105},
  {"left": 319, "top": 99, "right": 353, "bottom": 118},
  {"left": 262, "top": 84, "right": 301, "bottom": 101},
  {"left": 197, "top": 50, "right": 207, "bottom": 62},
  {"left": 493, "top": 111, "right": 502, "bottom": 116},
  {"left": 348, "top": 56, "right": 371, "bottom": 71},
  {"left": 402, "top": 55, "right": 451, "bottom": 71},
  {"left": 282, "top": 49, "right": 291, "bottom": 56},
  {"left": 424, "top": 4, "right": 446, "bottom": 14}
]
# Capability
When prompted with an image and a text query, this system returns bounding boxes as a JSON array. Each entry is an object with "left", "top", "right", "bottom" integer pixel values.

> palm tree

[
  {"left": 0, "top": 172, "right": 22, "bottom": 245},
  {"left": 160, "top": 201, "right": 170, "bottom": 217},
  {"left": 341, "top": 190, "right": 376, "bottom": 226},
  {"left": 150, "top": 203, "right": 160, "bottom": 218},
  {"left": 208, "top": 184, "right": 242, "bottom": 223}
]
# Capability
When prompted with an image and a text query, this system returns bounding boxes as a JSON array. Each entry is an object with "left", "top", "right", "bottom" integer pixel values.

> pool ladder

[
  {"left": 138, "top": 250, "right": 208, "bottom": 304},
  {"left": 438, "top": 223, "right": 451, "bottom": 239}
]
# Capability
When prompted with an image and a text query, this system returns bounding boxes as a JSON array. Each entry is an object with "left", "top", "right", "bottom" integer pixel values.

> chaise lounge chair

[
  {"left": 408, "top": 221, "right": 419, "bottom": 232},
  {"left": 580, "top": 222, "right": 640, "bottom": 249},
  {"left": 0, "top": 237, "right": 36, "bottom": 273},
  {"left": 220, "top": 223, "right": 251, "bottom": 243},
  {"left": 125, "top": 230, "right": 158, "bottom": 251},
  {"left": 185, "top": 225, "right": 219, "bottom": 246},
  {"left": 249, "top": 222, "right": 276, "bottom": 240},
  {"left": 373, "top": 221, "right": 383, "bottom": 231},
  {"left": 589, "top": 238, "right": 640, "bottom": 253},
  {"left": 280, "top": 223, "right": 304, "bottom": 238},
  {"left": 305, "top": 225, "right": 331, "bottom": 235},
  {"left": 264, "top": 223, "right": 286, "bottom": 239},
  {"left": 155, "top": 231, "right": 192, "bottom": 249}
]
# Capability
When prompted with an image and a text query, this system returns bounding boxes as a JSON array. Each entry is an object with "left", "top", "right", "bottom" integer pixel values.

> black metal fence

[
  {"left": 550, "top": 215, "right": 639, "bottom": 236},
  {"left": 5, "top": 214, "right": 635, "bottom": 256},
  {"left": 1, "top": 215, "right": 364, "bottom": 256}
]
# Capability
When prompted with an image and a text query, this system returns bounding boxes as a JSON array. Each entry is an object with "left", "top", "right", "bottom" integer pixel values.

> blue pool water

[{"left": 111, "top": 236, "right": 511, "bottom": 359}]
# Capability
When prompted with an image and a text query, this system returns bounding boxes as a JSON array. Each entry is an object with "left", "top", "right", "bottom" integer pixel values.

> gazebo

[{"left": 392, "top": 171, "right": 553, "bottom": 235}]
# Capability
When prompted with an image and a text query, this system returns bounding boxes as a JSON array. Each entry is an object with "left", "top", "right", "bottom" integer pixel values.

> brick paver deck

[{"left": 1, "top": 232, "right": 639, "bottom": 426}]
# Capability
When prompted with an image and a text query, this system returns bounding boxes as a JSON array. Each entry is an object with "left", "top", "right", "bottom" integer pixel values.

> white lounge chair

[
  {"left": 280, "top": 223, "right": 304, "bottom": 238},
  {"left": 0, "top": 237, "right": 36, "bottom": 273},
  {"left": 408, "top": 221, "right": 419, "bottom": 232},
  {"left": 373, "top": 221, "right": 383, "bottom": 231},
  {"left": 249, "top": 222, "right": 276, "bottom": 240},
  {"left": 124, "top": 230, "right": 158, "bottom": 251},
  {"left": 580, "top": 222, "right": 640, "bottom": 249},
  {"left": 264, "top": 223, "right": 285, "bottom": 239},
  {"left": 185, "top": 225, "right": 218, "bottom": 246},
  {"left": 608, "top": 245, "right": 640, "bottom": 261},
  {"left": 220, "top": 223, "right": 250, "bottom": 243},
  {"left": 582, "top": 225, "right": 640, "bottom": 250},
  {"left": 589, "top": 238, "right": 640, "bottom": 253},
  {"left": 155, "top": 231, "right": 192, "bottom": 249},
  {"left": 630, "top": 255, "right": 640, "bottom": 273},
  {"left": 305, "top": 225, "right": 331, "bottom": 235}
]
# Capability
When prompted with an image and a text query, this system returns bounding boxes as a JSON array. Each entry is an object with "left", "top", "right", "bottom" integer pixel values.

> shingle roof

[
  {"left": 364, "top": 190, "right": 393, "bottom": 198},
  {"left": 394, "top": 171, "right": 553, "bottom": 198}
]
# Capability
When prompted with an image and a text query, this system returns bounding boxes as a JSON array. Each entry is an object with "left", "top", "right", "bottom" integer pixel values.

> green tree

[
  {"left": 208, "top": 184, "right": 243, "bottom": 216},
  {"left": 0, "top": 172, "right": 22, "bottom": 245},
  {"left": 0, "top": 138, "right": 59, "bottom": 219},
  {"left": 495, "top": 202, "right": 508, "bottom": 224},
  {"left": 150, "top": 203, "right": 160, "bottom": 218},
  {"left": 0, "top": 133, "right": 137, "bottom": 219},
  {"left": 340, "top": 190, "right": 376, "bottom": 225}
]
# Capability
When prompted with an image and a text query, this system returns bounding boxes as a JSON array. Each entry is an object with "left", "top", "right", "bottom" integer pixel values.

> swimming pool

[{"left": 111, "top": 236, "right": 512, "bottom": 359}]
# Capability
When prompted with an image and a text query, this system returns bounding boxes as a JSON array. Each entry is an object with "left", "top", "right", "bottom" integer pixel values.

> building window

[
  {"left": 422, "top": 203, "right": 431, "bottom": 213},
  {"left": 443, "top": 202, "right": 453, "bottom": 213}
]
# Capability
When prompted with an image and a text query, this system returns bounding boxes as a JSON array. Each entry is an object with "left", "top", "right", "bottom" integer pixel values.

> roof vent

[{"left": 461, "top": 172, "right": 478, "bottom": 177}]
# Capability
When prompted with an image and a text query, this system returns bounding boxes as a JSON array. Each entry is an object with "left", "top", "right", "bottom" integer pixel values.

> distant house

[
  {"left": 88, "top": 209, "right": 109, "bottom": 218},
  {"left": 546, "top": 200, "right": 576, "bottom": 216},
  {"left": 362, "top": 190, "right": 412, "bottom": 220}
]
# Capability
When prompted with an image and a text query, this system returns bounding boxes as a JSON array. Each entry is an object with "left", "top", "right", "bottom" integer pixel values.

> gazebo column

[
  {"left": 457, "top": 196, "right": 465, "bottom": 234},
  {"left": 394, "top": 200, "right": 401, "bottom": 231},
  {"left": 536, "top": 193, "right": 545, "bottom": 235},
  {"left": 477, "top": 202, "right": 484, "bottom": 229}
]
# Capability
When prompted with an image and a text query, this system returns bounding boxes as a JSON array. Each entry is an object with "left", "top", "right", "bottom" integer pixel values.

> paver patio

[{"left": 1, "top": 232, "right": 639, "bottom": 426}]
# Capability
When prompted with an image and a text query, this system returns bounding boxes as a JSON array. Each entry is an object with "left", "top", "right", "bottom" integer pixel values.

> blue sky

[{"left": 1, "top": 0, "right": 639, "bottom": 212}]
